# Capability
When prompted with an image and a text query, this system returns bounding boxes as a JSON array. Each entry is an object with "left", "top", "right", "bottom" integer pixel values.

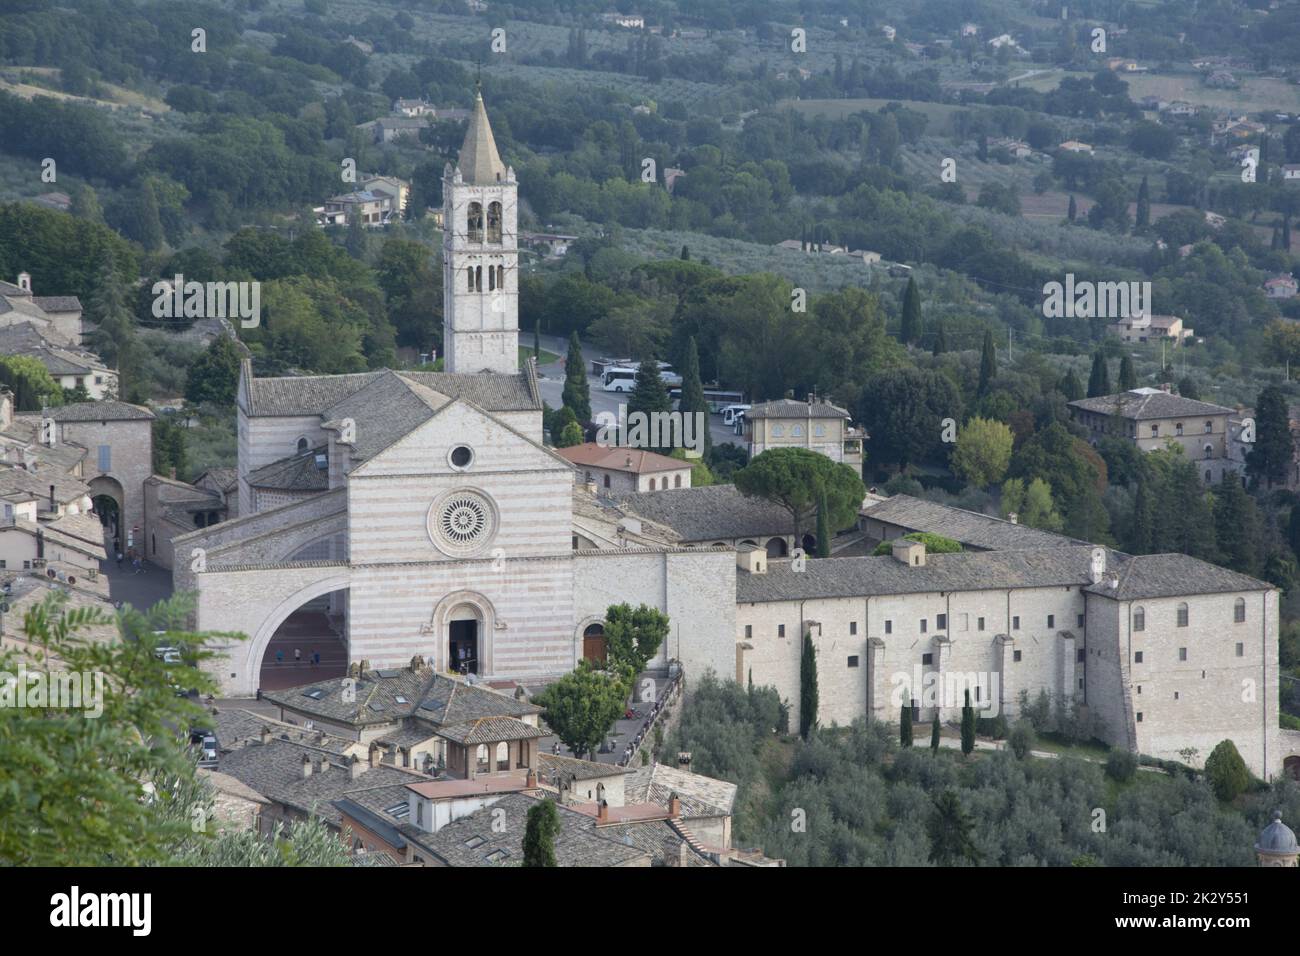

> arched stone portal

[
  {"left": 1285, "top": 754, "right": 1300, "bottom": 782},
  {"left": 429, "top": 591, "right": 496, "bottom": 676},
  {"left": 89, "top": 475, "right": 125, "bottom": 555},
  {"left": 244, "top": 575, "right": 351, "bottom": 694}
]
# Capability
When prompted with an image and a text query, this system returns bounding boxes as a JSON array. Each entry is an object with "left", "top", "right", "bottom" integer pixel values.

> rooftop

[
  {"left": 619, "top": 484, "right": 795, "bottom": 542},
  {"left": 557, "top": 443, "right": 687, "bottom": 475},
  {"left": 457, "top": 90, "right": 507, "bottom": 185},
  {"left": 1069, "top": 389, "right": 1233, "bottom": 421},
  {"left": 746, "top": 398, "right": 851, "bottom": 420},
  {"left": 862, "top": 493, "right": 1084, "bottom": 551}
]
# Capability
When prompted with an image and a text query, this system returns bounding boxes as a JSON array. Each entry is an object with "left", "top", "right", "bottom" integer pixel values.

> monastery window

[
  {"left": 885, "top": 620, "right": 892, "bottom": 634},
  {"left": 1234, "top": 597, "right": 1245, "bottom": 623},
  {"left": 791, "top": 425, "right": 803, "bottom": 437},
  {"left": 1179, "top": 647, "right": 1187, "bottom": 661},
  {"left": 772, "top": 425, "right": 784, "bottom": 437},
  {"left": 936, "top": 613, "right": 947, "bottom": 630},
  {"left": 1150, "top": 424, "right": 1159, "bottom": 437},
  {"left": 920, "top": 619, "right": 927, "bottom": 634},
  {"left": 297, "top": 437, "right": 309, "bottom": 454},
  {"left": 1236, "top": 642, "right": 1244, "bottom": 657},
  {"left": 847, "top": 656, "right": 859, "bottom": 668},
  {"left": 1013, "top": 650, "right": 1022, "bottom": 662},
  {"left": 745, "top": 625, "right": 752, "bottom": 639},
  {"left": 1077, "top": 649, "right": 1085, "bottom": 663},
  {"left": 604, "top": 475, "right": 610, "bottom": 488},
  {"left": 467, "top": 266, "right": 474, "bottom": 292},
  {"left": 1204, "top": 420, "right": 1212, "bottom": 433},
  {"left": 922, "top": 653, "right": 933, "bottom": 665},
  {"left": 475, "top": 266, "right": 482, "bottom": 291},
  {"left": 1077, "top": 613, "right": 1085, "bottom": 628},
  {"left": 487, "top": 202, "right": 503, "bottom": 243},
  {"left": 489, "top": 265, "right": 496, "bottom": 291},
  {"left": 467, "top": 202, "right": 483, "bottom": 242},
  {"left": 778, "top": 624, "right": 785, "bottom": 637},
  {"left": 1134, "top": 651, "right": 1144, "bottom": 663},
  {"left": 977, "top": 617, "right": 985, "bottom": 631},
  {"left": 1175, "top": 422, "right": 1184, "bottom": 436},
  {"left": 1047, "top": 614, "right": 1055, "bottom": 628},
  {"left": 1203, "top": 443, "right": 1213, "bottom": 459},
  {"left": 1176, "top": 602, "right": 1189, "bottom": 627},
  {"left": 1012, "top": 615, "right": 1020, "bottom": 630},
  {"left": 1136, "top": 712, "right": 1143, "bottom": 722},
  {"left": 1133, "top": 607, "right": 1145, "bottom": 631},
  {"left": 496, "top": 265, "right": 504, "bottom": 290},
  {"left": 674, "top": 474, "right": 682, "bottom": 488},
  {"left": 814, "top": 424, "right": 825, "bottom": 437},
  {"left": 449, "top": 445, "right": 474, "bottom": 470},
  {"left": 416, "top": 802, "right": 424, "bottom": 827},
  {"left": 849, "top": 621, "right": 857, "bottom": 635},
  {"left": 476, "top": 745, "right": 489, "bottom": 770},
  {"left": 1174, "top": 691, "right": 1179, "bottom": 700},
  {"left": 647, "top": 478, "right": 656, "bottom": 491},
  {"left": 98, "top": 445, "right": 111, "bottom": 471},
  {"left": 496, "top": 742, "right": 509, "bottom": 771}
]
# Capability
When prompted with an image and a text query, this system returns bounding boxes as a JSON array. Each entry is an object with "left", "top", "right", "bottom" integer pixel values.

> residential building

[
  {"left": 556, "top": 443, "right": 693, "bottom": 495},
  {"left": 0, "top": 323, "right": 114, "bottom": 399},
  {"left": 0, "top": 272, "right": 85, "bottom": 346},
  {"left": 1265, "top": 274, "right": 1298, "bottom": 299},
  {"left": 1107, "top": 313, "right": 1194, "bottom": 345},
  {"left": 743, "top": 397, "right": 864, "bottom": 468}
]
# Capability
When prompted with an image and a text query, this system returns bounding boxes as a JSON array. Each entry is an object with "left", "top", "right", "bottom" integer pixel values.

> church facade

[{"left": 169, "top": 92, "right": 1300, "bottom": 781}]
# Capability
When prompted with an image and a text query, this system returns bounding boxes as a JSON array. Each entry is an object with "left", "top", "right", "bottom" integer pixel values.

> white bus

[
  {"left": 668, "top": 388, "right": 747, "bottom": 414},
  {"left": 602, "top": 362, "right": 684, "bottom": 391}
]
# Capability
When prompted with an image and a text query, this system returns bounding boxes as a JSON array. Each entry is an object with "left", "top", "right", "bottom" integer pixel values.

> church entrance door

[
  {"left": 582, "top": 623, "right": 607, "bottom": 664},
  {"left": 450, "top": 620, "right": 479, "bottom": 675}
]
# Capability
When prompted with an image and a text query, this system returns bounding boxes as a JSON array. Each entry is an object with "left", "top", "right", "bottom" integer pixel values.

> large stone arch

[
  {"left": 88, "top": 475, "right": 126, "bottom": 554},
  {"left": 243, "top": 572, "right": 352, "bottom": 694},
  {"left": 429, "top": 590, "right": 497, "bottom": 675}
]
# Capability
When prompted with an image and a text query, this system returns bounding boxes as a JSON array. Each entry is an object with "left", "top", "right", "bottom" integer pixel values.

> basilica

[{"left": 169, "top": 91, "right": 1300, "bottom": 782}]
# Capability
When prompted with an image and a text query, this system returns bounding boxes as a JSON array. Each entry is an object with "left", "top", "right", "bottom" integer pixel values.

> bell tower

[{"left": 442, "top": 88, "right": 518, "bottom": 374}]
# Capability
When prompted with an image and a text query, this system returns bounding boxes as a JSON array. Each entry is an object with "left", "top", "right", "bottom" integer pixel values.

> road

[{"left": 530, "top": 333, "right": 741, "bottom": 450}]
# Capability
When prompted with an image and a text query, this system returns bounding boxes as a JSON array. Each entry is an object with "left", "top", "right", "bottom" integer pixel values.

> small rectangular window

[
  {"left": 977, "top": 617, "right": 985, "bottom": 631},
  {"left": 1177, "top": 606, "right": 1189, "bottom": 627},
  {"left": 936, "top": 613, "right": 947, "bottom": 630},
  {"left": 1236, "top": 642, "right": 1244, "bottom": 657},
  {"left": 885, "top": 620, "right": 892, "bottom": 635},
  {"left": 778, "top": 624, "right": 785, "bottom": 638},
  {"left": 1077, "top": 614, "right": 1085, "bottom": 628},
  {"left": 847, "top": 656, "right": 859, "bottom": 668},
  {"left": 920, "top": 619, "right": 928, "bottom": 634},
  {"left": 1179, "top": 647, "right": 1187, "bottom": 661},
  {"left": 849, "top": 621, "right": 857, "bottom": 635},
  {"left": 1047, "top": 615, "right": 1055, "bottom": 628},
  {"left": 922, "top": 653, "right": 933, "bottom": 665},
  {"left": 1234, "top": 602, "right": 1245, "bottom": 623},
  {"left": 97, "top": 444, "right": 111, "bottom": 471},
  {"left": 1012, "top": 615, "right": 1020, "bottom": 630},
  {"left": 1076, "top": 649, "right": 1085, "bottom": 663},
  {"left": 1134, "top": 651, "right": 1143, "bottom": 663},
  {"left": 1013, "top": 650, "right": 1022, "bottom": 662},
  {"left": 1136, "top": 712, "right": 1143, "bottom": 722},
  {"left": 744, "top": 625, "right": 752, "bottom": 639}
]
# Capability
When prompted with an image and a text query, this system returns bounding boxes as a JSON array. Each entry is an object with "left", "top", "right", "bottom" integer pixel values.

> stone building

[
  {"left": 557, "top": 443, "right": 692, "bottom": 495},
  {"left": 743, "top": 397, "right": 864, "bottom": 467}
]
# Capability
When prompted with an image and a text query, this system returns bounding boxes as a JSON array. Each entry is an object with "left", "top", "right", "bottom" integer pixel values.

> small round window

[{"left": 449, "top": 445, "right": 474, "bottom": 469}]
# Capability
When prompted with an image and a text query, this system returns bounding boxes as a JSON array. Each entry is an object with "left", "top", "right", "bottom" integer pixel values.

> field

[
  {"left": 0, "top": 67, "right": 170, "bottom": 114},
  {"left": 778, "top": 97, "right": 971, "bottom": 133},
  {"left": 1123, "top": 72, "right": 1300, "bottom": 114}
]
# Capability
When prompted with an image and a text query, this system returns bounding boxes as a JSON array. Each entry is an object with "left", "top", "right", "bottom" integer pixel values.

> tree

[
  {"left": 1177, "top": 376, "right": 1200, "bottom": 400},
  {"left": 603, "top": 603, "right": 668, "bottom": 676},
  {"left": 561, "top": 332, "right": 591, "bottom": 423},
  {"left": 185, "top": 334, "right": 243, "bottom": 406},
  {"left": 931, "top": 321, "right": 947, "bottom": 356},
  {"left": 533, "top": 319, "right": 541, "bottom": 360},
  {"left": 800, "top": 631, "right": 818, "bottom": 740},
  {"left": 627, "top": 360, "right": 673, "bottom": 454},
  {"left": 872, "top": 532, "right": 962, "bottom": 556},
  {"left": 1247, "top": 385, "right": 1293, "bottom": 487},
  {"left": 1057, "top": 368, "right": 1084, "bottom": 402},
  {"left": 815, "top": 486, "right": 831, "bottom": 558},
  {"left": 960, "top": 689, "right": 975, "bottom": 756},
  {"left": 0, "top": 593, "right": 228, "bottom": 865},
  {"left": 977, "top": 330, "right": 997, "bottom": 396},
  {"left": 1130, "top": 478, "right": 1155, "bottom": 554},
  {"left": 930, "top": 713, "right": 941, "bottom": 753},
  {"left": 1289, "top": 504, "right": 1300, "bottom": 559},
  {"left": 1067, "top": 193, "right": 1077, "bottom": 222},
  {"left": 1213, "top": 477, "right": 1261, "bottom": 575},
  {"left": 900, "top": 701, "right": 913, "bottom": 747},
  {"left": 152, "top": 416, "right": 188, "bottom": 480},
  {"left": 1118, "top": 355, "right": 1137, "bottom": 391},
  {"left": 677, "top": 336, "right": 711, "bottom": 460},
  {"left": 927, "top": 790, "right": 980, "bottom": 865},
  {"left": 523, "top": 799, "right": 559, "bottom": 867},
  {"left": 899, "top": 275, "right": 922, "bottom": 345},
  {"left": 1086, "top": 350, "right": 1111, "bottom": 398},
  {"left": 859, "top": 367, "right": 963, "bottom": 471},
  {"left": 951, "top": 417, "right": 1014, "bottom": 487},
  {"left": 1008, "top": 720, "right": 1035, "bottom": 759},
  {"left": 1135, "top": 176, "right": 1151, "bottom": 232},
  {"left": 1001, "top": 477, "right": 1064, "bottom": 532},
  {"left": 88, "top": 259, "right": 143, "bottom": 399},
  {"left": 0, "top": 355, "right": 61, "bottom": 411},
  {"left": 1203, "top": 739, "right": 1250, "bottom": 801},
  {"left": 734, "top": 448, "right": 865, "bottom": 549},
  {"left": 534, "top": 662, "right": 626, "bottom": 760}
]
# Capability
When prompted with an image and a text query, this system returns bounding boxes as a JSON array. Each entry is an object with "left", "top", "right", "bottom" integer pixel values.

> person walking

[
  {"left": 294, "top": 647, "right": 302, "bottom": 664},
  {"left": 115, "top": 551, "right": 123, "bottom": 570}
]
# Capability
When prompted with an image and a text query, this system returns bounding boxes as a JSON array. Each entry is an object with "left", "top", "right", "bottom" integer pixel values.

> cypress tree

[
  {"left": 628, "top": 360, "right": 672, "bottom": 454},
  {"left": 977, "top": 329, "right": 996, "bottom": 396},
  {"left": 1058, "top": 368, "right": 1084, "bottom": 402},
  {"left": 560, "top": 331, "right": 591, "bottom": 423},
  {"left": 1067, "top": 194, "right": 1077, "bottom": 222},
  {"left": 899, "top": 276, "right": 922, "bottom": 345},
  {"left": 1118, "top": 355, "right": 1137, "bottom": 391},
  {"left": 677, "top": 336, "right": 711, "bottom": 460},
  {"left": 1086, "top": 350, "right": 1110, "bottom": 397},
  {"left": 533, "top": 319, "right": 541, "bottom": 360},
  {"left": 900, "top": 701, "right": 913, "bottom": 747},
  {"left": 960, "top": 689, "right": 975, "bottom": 756},
  {"left": 1131, "top": 478, "right": 1154, "bottom": 554},
  {"left": 1135, "top": 175, "right": 1150, "bottom": 232},
  {"left": 816, "top": 485, "right": 831, "bottom": 558},
  {"left": 680, "top": 244, "right": 690, "bottom": 260},
  {"left": 932, "top": 321, "right": 948, "bottom": 356},
  {"left": 930, "top": 713, "right": 941, "bottom": 754},
  {"left": 1284, "top": 215, "right": 1292, "bottom": 253},
  {"left": 1247, "top": 385, "right": 1294, "bottom": 487},
  {"left": 799, "top": 631, "right": 818, "bottom": 740},
  {"left": 522, "top": 798, "right": 559, "bottom": 867},
  {"left": 1214, "top": 476, "right": 1261, "bottom": 575}
]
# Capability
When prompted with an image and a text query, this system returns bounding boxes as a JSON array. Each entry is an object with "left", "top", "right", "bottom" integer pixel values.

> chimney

[
  {"left": 525, "top": 769, "right": 537, "bottom": 788},
  {"left": 349, "top": 754, "right": 364, "bottom": 780},
  {"left": 1007, "top": 512, "right": 1018, "bottom": 525},
  {"left": 369, "top": 743, "right": 382, "bottom": 768},
  {"left": 668, "top": 791, "right": 682, "bottom": 818},
  {"left": 597, "top": 799, "right": 609, "bottom": 824},
  {"left": 584, "top": 479, "right": 597, "bottom": 495},
  {"left": 663, "top": 837, "right": 682, "bottom": 866},
  {"left": 259, "top": 726, "right": 272, "bottom": 745},
  {"left": 678, "top": 840, "right": 690, "bottom": 867},
  {"left": 168, "top": 466, "right": 176, "bottom": 480},
  {"left": 301, "top": 753, "right": 313, "bottom": 778},
  {"left": 890, "top": 537, "right": 926, "bottom": 567},
  {"left": 16, "top": 272, "right": 31, "bottom": 293},
  {"left": 48, "top": 485, "right": 55, "bottom": 512},
  {"left": 1089, "top": 548, "right": 1106, "bottom": 586}
]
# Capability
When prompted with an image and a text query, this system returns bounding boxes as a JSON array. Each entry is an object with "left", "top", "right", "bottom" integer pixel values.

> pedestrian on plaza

[
  {"left": 275, "top": 650, "right": 284, "bottom": 664},
  {"left": 294, "top": 647, "right": 302, "bottom": 664},
  {"left": 115, "top": 552, "right": 123, "bottom": 569}
]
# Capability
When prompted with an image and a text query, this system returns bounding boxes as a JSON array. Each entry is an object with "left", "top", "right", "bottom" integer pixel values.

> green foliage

[
  {"left": 523, "top": 798, "right": 559, "bottom": 867},
  {"left": 152, "top": 415, "right": 189, "bottom": 480},
  {"left": 1008, "top": 720, "right": 1035, "bottom": 760},
  {"left": 928, "top": 790, "right": 980, "bottom": 865},
  {"left": 1247, "top": 386, "right": 1294, "bottom": 487},
  {"left": 900, "top": 701, "right": 913, "bottom": 748},
  {"left": 800, "top": 631, "right": 818, "bottom": 740},
  {"left": 930, "top": 713, "right": 941, "bottom": 753},
  {"left": 960, "top": 689, "right": 976, "bottom": 757},
  {"left": 185, "top": 334, "right": 243, "bottom": 407},
  {"left": 977, "top": 329, "right": 997, "bottom": 397},
  {"left": 1086, "top": 350, "right": 1111, "bottom": 398},
  {"left": 899, "top": 275, "right": 922, "bottom": 345},
  {"left": 0, "top": 593, "right": 239, "bottom": 865},
  {"left": 0, "top": 355, "right": 61, "bottom": 411},
  {"left": 1105, "top": 749, "right": 1138, "bottom": 783},
  {"left": 561, "top": 331, "right": 591, "bottom": 423},
  {"left": 735, "top": 447, "right": 865, "bottom": 547},
  {"left": 1000, "top": 477, "right": 1064, "bottom": 532},
  {"left": 1204, "top": 740, "right": 1250, "bottom": 802},
  {"left": 872, "top": 532, "right": 962, "bottom": 556},
  {"left": 859, "top": 367, "right": 963, "bottom": 471},
  {"left": 534, "top": 661, "right": 626, "bottom": 760},
  {"left": 603, "top": 603, "right": 669, "bottom": 676},
  {"left": 677, "top": 336, "right": 711, "bottom": 460},
  {"left": 951, "top": 416, "right": 1013, "bottom": 488},
  {"left": 815, "top": 486, "right": 831, "bottom": 558}
]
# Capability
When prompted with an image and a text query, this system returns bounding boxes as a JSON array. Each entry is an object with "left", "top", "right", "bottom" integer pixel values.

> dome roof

[{"left": 1256, "top": 811, "right": 1298, "bottom": 854}]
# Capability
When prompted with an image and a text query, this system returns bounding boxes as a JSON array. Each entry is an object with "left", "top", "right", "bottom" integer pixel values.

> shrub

[
  {"left": 1008, "top": 720, "right": 1035, "bottom": 759},
  {"left": 1105, "top": 749, "right": 1137, "bottom": 783},
  {"left": 1204, "top": 739, "right": 1250, "bottom": 801}
]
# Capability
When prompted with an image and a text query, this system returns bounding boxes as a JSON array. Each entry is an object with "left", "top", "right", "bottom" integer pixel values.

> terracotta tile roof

[{"left": 556, "top": 443, "right": 686, "bottom": 474}]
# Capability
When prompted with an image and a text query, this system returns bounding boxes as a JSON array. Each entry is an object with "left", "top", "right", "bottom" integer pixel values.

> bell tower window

[
  {"left": 467, "top": 202, "right": 483, "bottom": 242},
  {"left": 487, "top": 201, "right": 502, "bottom": 243}
]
